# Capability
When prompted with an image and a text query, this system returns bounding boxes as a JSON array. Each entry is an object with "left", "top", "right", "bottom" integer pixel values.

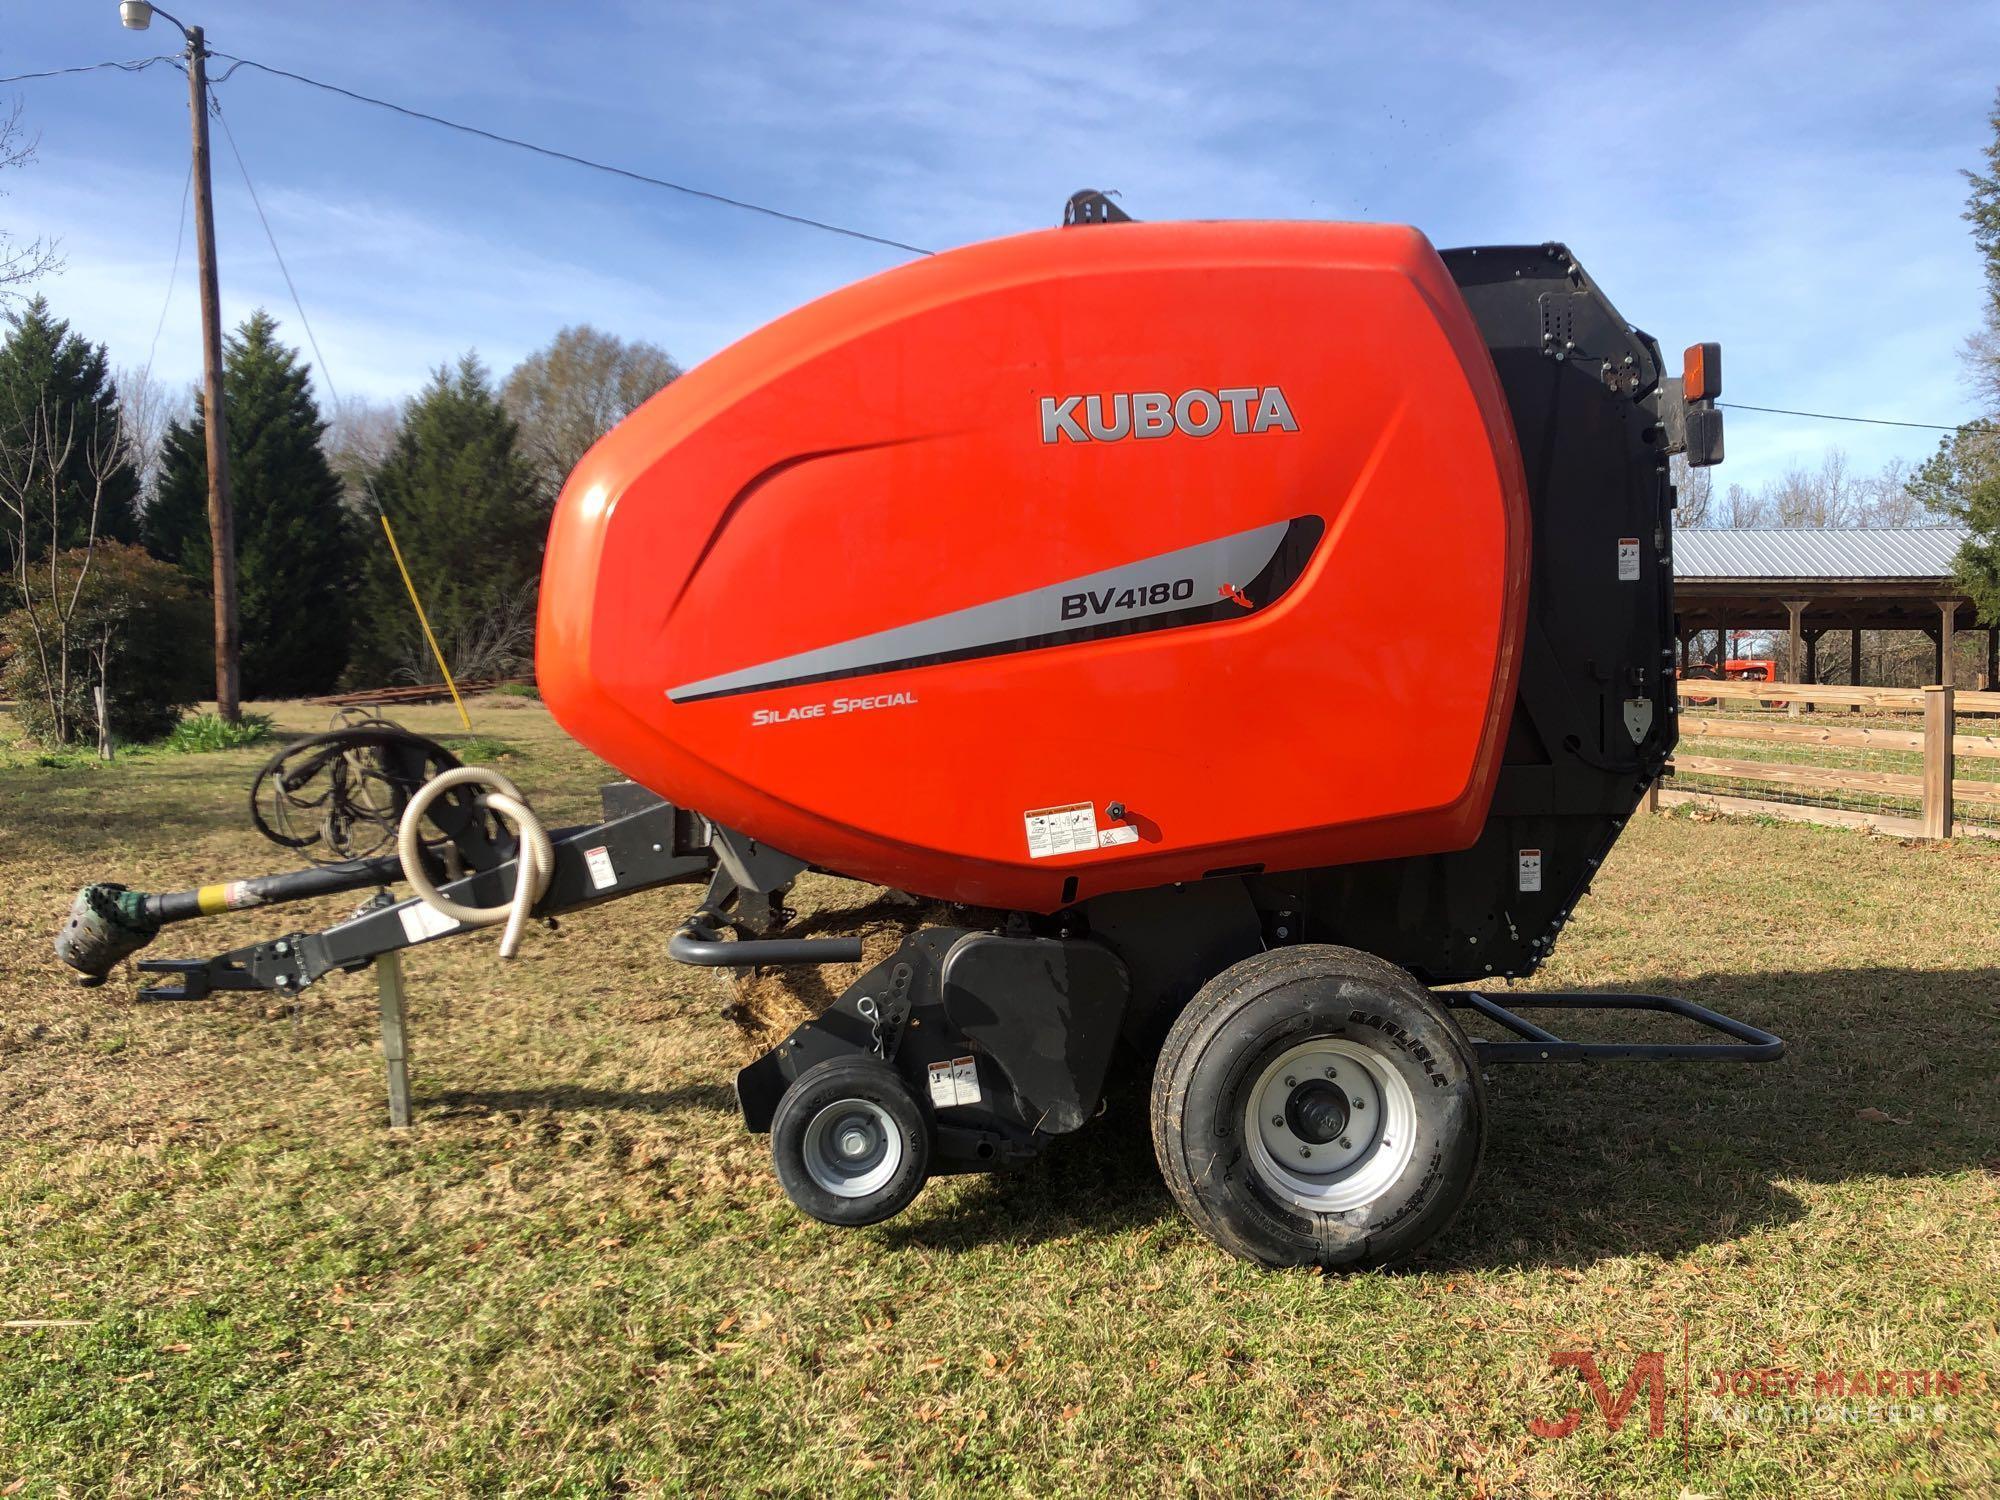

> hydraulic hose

[{"left": 396, "top": 767, "right": 554, "bottom": 958}]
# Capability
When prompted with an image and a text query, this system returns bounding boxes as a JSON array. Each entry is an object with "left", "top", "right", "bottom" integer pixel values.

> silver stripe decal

[{"left": 667, "top": 519, "right": 1293, "bottom": 702}]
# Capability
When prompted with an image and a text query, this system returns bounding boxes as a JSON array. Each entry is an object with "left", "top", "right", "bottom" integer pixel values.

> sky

[{"left": 2, "top": 0, "right": 1996, "bottom": 496}]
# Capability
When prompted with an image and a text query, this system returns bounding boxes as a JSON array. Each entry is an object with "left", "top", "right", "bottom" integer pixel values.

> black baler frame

[
  {"left": 1443, "top": 990, "right": 1783, "bottom": 1064},
  {"left": 91, "top": 783, "right": 1784, "bottom": 1061}
]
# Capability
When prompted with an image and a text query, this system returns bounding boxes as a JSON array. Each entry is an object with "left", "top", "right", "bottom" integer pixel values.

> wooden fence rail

[{"left": 1658, "top": 682, "right": 1988, "bottom": 840}]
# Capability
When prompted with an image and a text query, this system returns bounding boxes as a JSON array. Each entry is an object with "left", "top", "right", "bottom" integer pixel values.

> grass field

[{"left": 3, "top": 699, "right": 1998, "bottom": 1497}]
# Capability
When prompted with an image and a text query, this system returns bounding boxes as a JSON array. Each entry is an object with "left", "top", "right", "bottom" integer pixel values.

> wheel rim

[
  {"left": 801, "top": 1098, "right": 904, "bottom": 1199},
  {"left": 1243, "top": 1038, "right": 1418, "bottom": 1213}
]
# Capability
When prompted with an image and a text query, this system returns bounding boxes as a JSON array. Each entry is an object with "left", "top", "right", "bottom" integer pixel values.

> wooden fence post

[
  {"left": 1923, "top": 685, "right": 1955, "bottom": 839},
  {"left": 1641, "top": 777, "right": 1661, "bottom": 815}
]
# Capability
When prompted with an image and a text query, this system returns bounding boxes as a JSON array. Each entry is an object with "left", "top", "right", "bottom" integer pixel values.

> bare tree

[
  {"left": 501, "top": 325, "right": 680, "bottom": 493},
  {"left": 1711, "top": 481, "right": 1770, "bottom": 528},
  {"left": 1670, "top": 454, "right": 1712, "bottom": 526},
  {"left": 393, "top": 580, "right": 538, "bottom": 686},
  {"left": 1856, "top": 457, "right": 1939, "bottom": 528},
  {"left": 1694, "top": 450, "right": 1936, "bottom": 531},
  {"left": 0, "top": 101, "right": 60, "bottom": 304},
  {"left": 321, "top": 394, "right": 401, "bottom": 512},
  {"left": 1768, "top": 449, "right": 1863, "bottom": 528},
  {"left": 114, "top": 364, "right": 192, "bottom": 507},
  {"left": 0, "top": 394, "right": 119, "bottom": 743},
  {"left": 1968, "top": 325, "right": 2000, "bottom": 414}
]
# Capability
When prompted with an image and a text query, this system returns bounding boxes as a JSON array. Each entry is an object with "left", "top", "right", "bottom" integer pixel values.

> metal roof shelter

[{"left": 1672, "top": 527, "right": 1988, "bottom": 687}]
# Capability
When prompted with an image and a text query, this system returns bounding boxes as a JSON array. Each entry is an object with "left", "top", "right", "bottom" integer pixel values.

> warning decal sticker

[
  {"left": 399, "top": 902, "right": 460, "bottom": 944},
  {"left": 1518, "top": 849, "right": 1543, "bottom": 893},
  {"left": 1617, "top": 538, "right": 1641, "bottom": 581},
  {"left": 927, "top": 1056, "right": 982, "bottom": 1109},
  {"left": 583, "top": 845, "right": 617, "bottom": 890},
  {"left": 1024, "top": 802, "right": 1098, "bottom": 858}
]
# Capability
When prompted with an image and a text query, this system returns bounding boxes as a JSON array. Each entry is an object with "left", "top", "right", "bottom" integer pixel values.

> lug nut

[
  {"left": 1353, "top": 1098, "right": 1365, "bottom": 1109},
  {"left": 1339, "top": 1137, "right": 1353, "bottom": 1149},
  {"left": 1272, "top": 1116, "right": 1284, "bottom": 1127},
  {"left": 1284, "top": 1076, "right": 1296, "bottom": 1088},
  {"left": 1299, "top": 1147, "right": 1311, "bottom": 1159}
]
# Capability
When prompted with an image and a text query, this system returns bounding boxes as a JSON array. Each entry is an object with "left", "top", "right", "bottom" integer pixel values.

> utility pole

[{"left": 123, "top": 3, "right": 238, "bottom": 719}]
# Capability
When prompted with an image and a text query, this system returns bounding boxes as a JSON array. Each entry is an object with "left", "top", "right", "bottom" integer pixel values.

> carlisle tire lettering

[{"left": 1060, "top": 576, "right": 1196, "bottom": 621}]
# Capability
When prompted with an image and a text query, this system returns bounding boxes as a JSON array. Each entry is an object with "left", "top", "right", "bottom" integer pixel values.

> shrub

[
  {"left": 0, "top": 543, "right": 209, "bottom": 746},
  {"left": 160, "top": 711, "right": 275, "bottom": 753}
]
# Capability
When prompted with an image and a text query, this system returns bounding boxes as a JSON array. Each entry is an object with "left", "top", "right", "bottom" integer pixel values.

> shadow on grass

[
  {"left": 2, "top": 760, "right": 252, "bottom": 866},
  {"left": 416, "top": 1081, "right": 737, "bottom": 1117},
  {"left": 886, "top": 965, "right": 2000, "bottom": 1270}
]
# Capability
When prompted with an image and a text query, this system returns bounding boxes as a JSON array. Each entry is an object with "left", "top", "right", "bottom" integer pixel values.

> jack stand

[{"left": 376, "top": 952, "right": 412, "bottom": 1129}]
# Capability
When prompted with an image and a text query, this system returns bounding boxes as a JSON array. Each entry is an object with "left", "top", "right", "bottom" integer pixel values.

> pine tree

[
  {"left": 0, "top": 297, "right": 140, "bottom": 566},
  {"left": 1943, "top": 91, "right": 2000, "bottom": 619},
  {"left": 148, "top": 310, "right": 356, "bottom": 696},
  {"left": 1966, "top": 88, "right": 2000, "bottom": 371},
  {"left": 348, "top": 355, "right": 546, "bottom": 684}
]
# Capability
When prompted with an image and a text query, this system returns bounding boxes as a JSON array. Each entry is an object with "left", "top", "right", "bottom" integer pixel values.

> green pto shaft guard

[{"left": 53, "top": 882, "right": 161, "bottom": 985}]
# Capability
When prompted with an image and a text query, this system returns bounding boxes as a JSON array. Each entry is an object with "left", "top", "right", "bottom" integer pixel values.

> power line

[
  {"left": 210, "top": 97, "right": 341, "bottom": 407},
  {"left": 0, "top": 55, "right": 181, "bottom": 85},
  {"left": 208, "top": 52, "right": 937, "bottom": 259},
  {"left": 15, "top": 52, "right": 1993, "bottom": 441},
  {"left": 1719, "top": 402, "right": 1971, "bottom": 433},
  {"left": 140, "top": 156, "right": 195, "bottom": 385}
]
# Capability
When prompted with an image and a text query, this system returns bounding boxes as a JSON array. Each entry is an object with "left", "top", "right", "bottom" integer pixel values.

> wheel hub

[
  {"left": 1245, "top": 1039, "right": 1419, "bottom": 1213},
  {"left": 1283, "top": 1078, "right": 1351, "bottom": 1144},
  {"left": 801, "top": 1098, "right": 903, "bottom": 1199}
]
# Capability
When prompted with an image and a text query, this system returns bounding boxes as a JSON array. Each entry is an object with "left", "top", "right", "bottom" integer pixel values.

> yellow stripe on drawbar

[{"left": 197, "top": 884, "right": 231, "bottom": 915}]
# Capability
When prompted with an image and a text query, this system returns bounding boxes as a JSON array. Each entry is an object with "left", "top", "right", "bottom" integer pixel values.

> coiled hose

[{"left": 395, "top": 767, "right": 554, "bottom": 958}]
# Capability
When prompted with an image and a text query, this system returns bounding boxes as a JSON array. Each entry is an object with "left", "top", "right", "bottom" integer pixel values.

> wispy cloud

[{"left": 4, "top": 0, "right": 1994, "bottom": 490}]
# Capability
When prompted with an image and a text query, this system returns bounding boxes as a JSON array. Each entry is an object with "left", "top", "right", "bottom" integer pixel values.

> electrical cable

[
  {"left": 28, "top": 53, "right": 1990, "bottom": 438},
  {"left": 139, "top": 158, "right": 194, "bottom": 385},
  {"left": 207, "top": 52, "right": 936, "bottom": 258},
  {"left": 249, "top": 719, "right": 467, "bottom": 865},
  {"left": 1718, "top": 402, "right": 1972, "bottom": 433},
  {"left": 210, "top": 96, "right": 340, "bottom": 404},
  {"left": 0, "top": 56, "right": 180, "bottom": 84}
]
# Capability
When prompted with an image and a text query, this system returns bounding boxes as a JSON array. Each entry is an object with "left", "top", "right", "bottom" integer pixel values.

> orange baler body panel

[{"left": 538, "top": 220, "right": 1530, "bottom": 911}]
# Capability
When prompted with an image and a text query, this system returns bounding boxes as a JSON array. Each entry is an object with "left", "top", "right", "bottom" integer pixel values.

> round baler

[{"left": 56, "top": 210, "right": 1767, "bottom": 1270}]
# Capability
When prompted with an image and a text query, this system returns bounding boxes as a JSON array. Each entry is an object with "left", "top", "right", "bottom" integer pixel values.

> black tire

[
  {"left": 1151, "top": 945, "right": 1485, "bottom": 1270},
  {"left": 771, "top": 1056, "right": 931, "bottom": 1227}
]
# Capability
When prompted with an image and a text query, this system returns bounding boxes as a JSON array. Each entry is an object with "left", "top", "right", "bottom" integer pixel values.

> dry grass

[{"left": 2, "top": 699, "right": 1998, "bottom": 1496}]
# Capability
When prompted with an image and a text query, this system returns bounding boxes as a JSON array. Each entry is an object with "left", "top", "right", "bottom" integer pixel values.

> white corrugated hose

[{"left": 396, "top": 766, "right": 554, "bottom": 958}]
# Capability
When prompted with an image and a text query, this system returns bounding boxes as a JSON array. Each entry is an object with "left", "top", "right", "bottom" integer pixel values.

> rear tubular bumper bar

[
  {"left": 668, "top": 916, "right": 863, "bottom": 967},
  {"left": 1443, "top": 990, "right": 1783, "bottom": 1063}
]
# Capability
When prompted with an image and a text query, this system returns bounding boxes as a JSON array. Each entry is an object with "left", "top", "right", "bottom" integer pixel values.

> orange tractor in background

[{"left": 1678, "top": 657, "right": 1782, "bottom": 707}]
